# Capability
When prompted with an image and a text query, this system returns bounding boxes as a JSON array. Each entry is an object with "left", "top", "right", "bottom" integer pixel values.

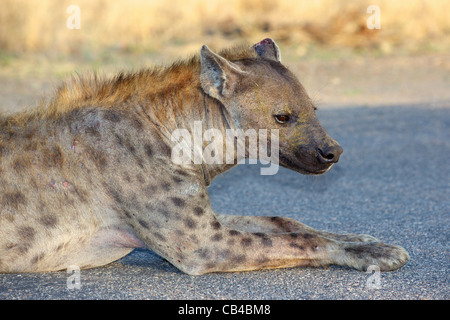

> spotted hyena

[{"left": 0, "top": 39, "right": 408, "bottom": 274}]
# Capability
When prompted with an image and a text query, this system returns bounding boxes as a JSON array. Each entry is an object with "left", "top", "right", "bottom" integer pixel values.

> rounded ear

[
  {"left": 199, "top": 45, "right": 245, "bottom": 101},
  {"left": 253, "top": 38, "right": 281, "bottom": 62}
]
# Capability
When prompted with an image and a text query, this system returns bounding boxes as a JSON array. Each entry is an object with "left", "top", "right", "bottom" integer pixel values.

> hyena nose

[{"left": 317, "top": 144, "right": 343, "bottom": 164}]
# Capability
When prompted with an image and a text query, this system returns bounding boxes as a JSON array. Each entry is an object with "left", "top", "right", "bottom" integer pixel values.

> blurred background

[{"left": 1, "top": 0, "right": 449, "bottom": 112}]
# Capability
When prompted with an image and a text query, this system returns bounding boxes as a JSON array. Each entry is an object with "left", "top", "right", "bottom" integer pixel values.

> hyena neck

[
  {"left": 197, "top": 93, "right": 240, "bottom": 184},
  {"left": 142, "top": 80, "right": 240, "bottom": 185}
]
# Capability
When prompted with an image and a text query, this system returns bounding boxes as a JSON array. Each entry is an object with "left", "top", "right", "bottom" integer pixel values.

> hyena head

[{"left": 200, "top": 38, "right": 343, "bottom": 175}]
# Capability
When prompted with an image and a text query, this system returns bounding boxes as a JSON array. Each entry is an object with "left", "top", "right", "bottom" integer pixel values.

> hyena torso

[{"left": 0, "top": 39, "right": 408, "bottom": 274}]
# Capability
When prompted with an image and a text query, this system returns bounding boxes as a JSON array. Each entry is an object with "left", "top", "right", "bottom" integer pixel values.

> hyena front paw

[{"left": 340, "top": 241, "right": 409, "bottom": 271}]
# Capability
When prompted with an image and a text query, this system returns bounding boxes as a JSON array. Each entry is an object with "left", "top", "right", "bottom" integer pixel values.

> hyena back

[{"left": 0, "top": 39, "right": 408, "bottom": 274}]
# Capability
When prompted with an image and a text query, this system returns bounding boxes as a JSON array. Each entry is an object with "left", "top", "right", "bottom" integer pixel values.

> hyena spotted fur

[{"left": 0, "top": 39, "right": 409, "bottom": 274}]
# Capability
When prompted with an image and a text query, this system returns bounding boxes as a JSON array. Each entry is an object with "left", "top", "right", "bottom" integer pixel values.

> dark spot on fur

[
  {"left": 194, "top": 207, "right": 204, "bottom": 216},
  {"left": 115, "top": 134, "right": 124, "bottom": 147},
  {"left": 241, "top": 237, "right": 253, "bottom": 247},
  {"left": 144, "top": 183, "right": 158, "bottom": 195},
  {"left": 269, "top": 216, "right": 296, "bottom": 232},
  {"left": 115, "top": 134, "right": 133, "bottom": 155},
  {"left": 229, "top": 230, "right": 240, "bottom": 236},
  {"left": 123, "top": 209, "right": 132, "bottom": 219},
  {"left": 196, "top": 248, "right": 211, "bottom": 260},
  {"left": 73, "top": 186, "right": 89, "bottom": 203},
  {"left": 174, "top": 169, "right": 189, "bottom": 176},
  {"left": 161, "top": 182, "right": 171, "bottom": 191},
  {"left": 189, "top": 234, "right": 199, "bottom": 243},
  {"left": 3, "top": 191, "right": 26, "bottom": 209},
  {"left": 154, "top": 232, "right": 166, "bottom": 242},
  {"left": 132, "top": 118, "right": 143, "bottom": 130},
  {"left": 211, "top": 233, "right": 223, "bottom": 241},
  {"left": 211, "top": 221, "right": 221, "bottom": 230},
  {"left": 18, "top": 226, "right": 35, "bottom": 242},
  {"left": 158, "top": 208, "right": 170, "bottom": 219},
  {"left": 104, "top": 184, "right": 122, "bottom": 204},
  {"left": 6, "top": 242, "right": 17, "bottom": 250},
  {"left": 85, "top": 124, "right": 101, "bottom": 137},
  {"left": 172, "top": 176, "right": 183, "bottom": 184},
  {"left": 13, "top": 158, "right": 27, "bottom": 172},
  {"left": 138, "top": 219, "right": 149, "bottom": 229},
  {"left": 144, "top": 144, "right": 153, "bottom": 158},
  {"left": 20, "top": 244, "right": 31, "bottom": 254},
  {"left": 171, "top": 197, "right": 185, "bottom": 207},
  {"left": 104, "top": 110, "right": 121, "bottom": 123},
  {"left": 219, "top": 249, "right": 231, "bottom": 259},
  {"left": 86, "top": 145, "right": 108, "bottom": 170},
  {"left": 204, "top": 262, "right": 216, "bottom": 270},
  {"left": 253, "top": 233, "right": 272, "bottom": 247},
  {"left": 227, "top": 239, "right": 236, "bottom": 246},
  {"left": 136, "top": 173, "right": 145, "bottom": 184},
  {"left": 262, "top": 238, "right": 273, "bottom": 247},
  {"left": 0, "top": 142, "right": 4, "bottom": 156},
  {"left": 184, "top": 218, "right": 196, "bottom": 229},
  {"left": 176, "top": 229, "right": 185, "bottom": 237},
  {"left": 49, "top": 145, "right": 64, "bottom": 168},
  {"left": 129, "top": 194, "right": 143, "bottom": 212},
  {"left": 31, "top": 252, "right": 45, "bottom": 264},
  {"left": 40, "top": 215, "right": 57, "bottom": 228},
  {"left": 114, "top": 134, "right": 144, "bottom": 168},
  {"left": 257, "top": 256, "right": 270, "bottom": 264},
  {"left": 24, "top": 141, "right": 38, "bottom": 152},
  {"left": 158, "top": 142, "right": 172, "bottom": 158},
  {"left": 232, "top": 254, "right": 246, "bottom": 264},
  {"left": 289, "top": 242, "right": 305, "bottom": 251},
  {"left": 126, "top": 143, "right": 136, "bottom": 154},
  {"left": 301, "top": 233, "right": 314, "bottom": 240},
  {"left": 345, "top": 246, "right": 365, "bottom": 255}
]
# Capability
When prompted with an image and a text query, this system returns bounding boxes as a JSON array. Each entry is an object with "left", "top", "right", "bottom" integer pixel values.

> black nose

[{"left": 317, "top": 144, "right": 343, "bottom": 164}]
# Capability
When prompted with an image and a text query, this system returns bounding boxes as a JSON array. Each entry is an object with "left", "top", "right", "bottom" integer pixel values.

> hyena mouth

[{"left": 279, "top": 153, "right": 332, "bottom": 175}]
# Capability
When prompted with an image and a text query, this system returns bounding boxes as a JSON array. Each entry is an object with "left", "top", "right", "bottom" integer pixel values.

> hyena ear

[
  {"left": 253, "top": 38, "right": 281, "bottom": 62},
  {"left": 200, "top": 45, "right": 245, "bottom": 100}
]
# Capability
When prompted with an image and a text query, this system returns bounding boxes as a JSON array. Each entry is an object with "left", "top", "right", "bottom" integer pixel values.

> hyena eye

[{"left": 274, "top": 114, "right": 290, "bottom": 124}]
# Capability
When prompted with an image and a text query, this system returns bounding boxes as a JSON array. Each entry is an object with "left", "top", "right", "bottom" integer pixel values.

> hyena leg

[
  {"left": 212, "top": 214, "right": 409, "bottom": 272},
  {"left": 133, "top": 209, "right": 409, "bottom": 275},
  {"left": 168, "top": 221, "right": 409, "bottom": 275},
  {"left": 215, "top": 214, "right": 379, "bottom": 242}
]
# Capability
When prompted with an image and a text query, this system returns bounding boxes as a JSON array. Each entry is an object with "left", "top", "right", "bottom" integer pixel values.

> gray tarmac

[{"left": 0, "top": 103, "right": 449, "bottom": 300}]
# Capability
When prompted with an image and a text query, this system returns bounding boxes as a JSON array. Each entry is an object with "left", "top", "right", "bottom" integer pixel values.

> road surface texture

[{"left": 0, "top": 53, "right": 448, "bottom": 300}]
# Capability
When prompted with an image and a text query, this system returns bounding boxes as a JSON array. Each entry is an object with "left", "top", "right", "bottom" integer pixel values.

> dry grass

[{"left": 1, "top": 0, "right": 449, "bottom": 58}]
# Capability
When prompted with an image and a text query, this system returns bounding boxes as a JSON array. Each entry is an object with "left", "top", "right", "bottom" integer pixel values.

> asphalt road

[{"left": 0, "top": 103, "right": 448, "bottom": 300}]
